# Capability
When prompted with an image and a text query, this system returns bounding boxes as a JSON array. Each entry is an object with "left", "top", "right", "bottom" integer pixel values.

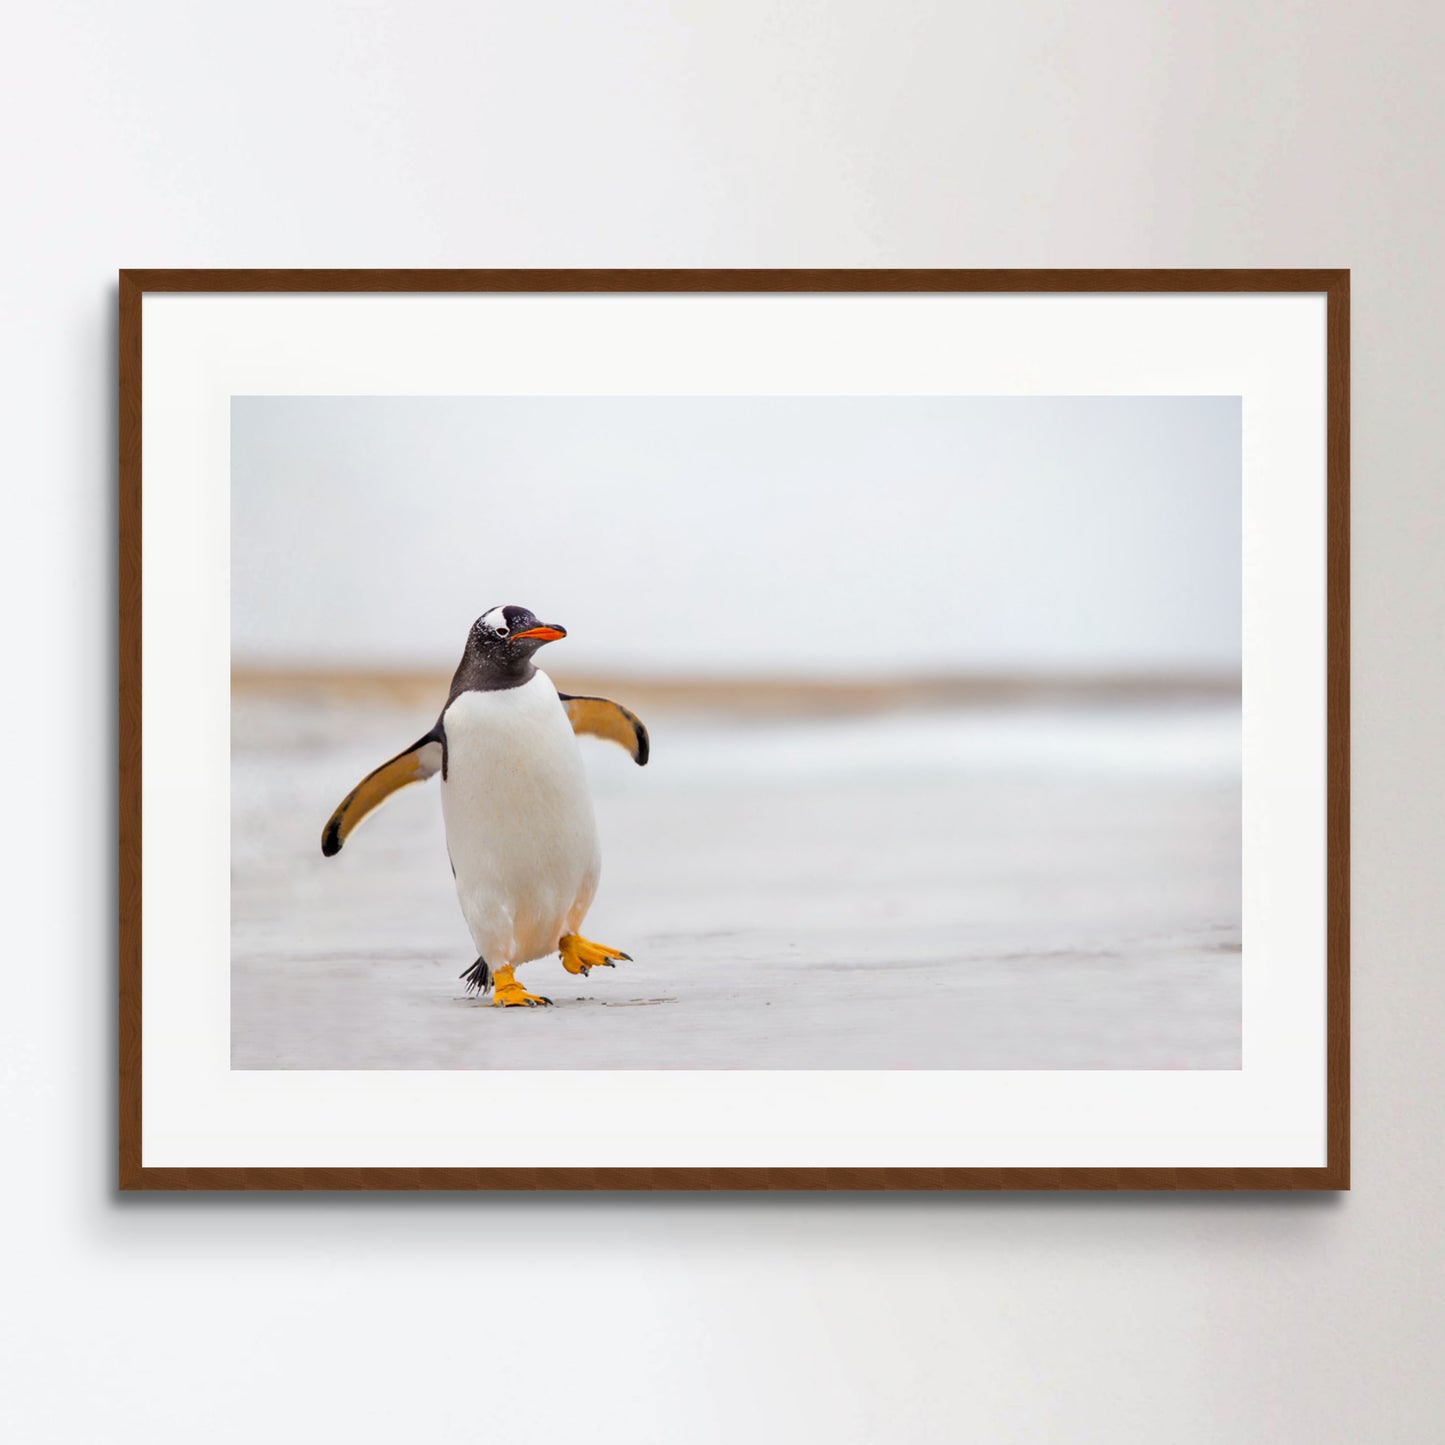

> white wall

[{"left": 6, "top": 3, "right": 1443, "bottom": 1442}]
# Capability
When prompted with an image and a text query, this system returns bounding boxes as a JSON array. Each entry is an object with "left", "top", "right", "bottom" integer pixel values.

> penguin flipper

[
  {"left": 321, "top": 728, "right": 444, "bottom": 856},
  {"left": 558, "top": 694, "right": 649, "bottom": 766}
]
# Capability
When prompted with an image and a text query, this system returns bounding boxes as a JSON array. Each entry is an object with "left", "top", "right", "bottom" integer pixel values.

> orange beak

[{"left": 511, "top": 624, "right": 566, "bottom": 642}]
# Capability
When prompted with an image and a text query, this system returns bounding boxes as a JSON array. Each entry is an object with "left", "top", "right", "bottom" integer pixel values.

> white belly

[{"left": 440, "top": 671, "right": 600, "bottom": 966}]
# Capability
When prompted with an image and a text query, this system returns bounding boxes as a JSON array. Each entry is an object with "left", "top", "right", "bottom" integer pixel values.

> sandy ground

[{"left": 231, "top": 694, "right": 1241, "bottom": 1070}]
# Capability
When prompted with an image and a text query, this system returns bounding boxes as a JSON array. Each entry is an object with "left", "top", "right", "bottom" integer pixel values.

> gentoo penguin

[{"left": 320, "top": 606, "right": 648, "bottom": 1007}]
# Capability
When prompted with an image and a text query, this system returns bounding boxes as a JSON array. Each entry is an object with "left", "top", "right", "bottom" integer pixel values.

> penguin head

[{"left": 467, "top": 604, "right": 567, "bottom": 671}]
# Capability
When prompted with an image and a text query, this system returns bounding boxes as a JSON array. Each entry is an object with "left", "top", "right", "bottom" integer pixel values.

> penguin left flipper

[
  {"left": 321, "top": 727, "right": 444, "bottom": 857},
  {"left": 558, "top": 694, "right": 649, "bottom": 765}
]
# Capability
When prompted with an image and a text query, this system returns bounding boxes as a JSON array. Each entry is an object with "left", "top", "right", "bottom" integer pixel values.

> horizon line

[{"left": 232, "top": 665, "right": 1241, "bottom": 714}]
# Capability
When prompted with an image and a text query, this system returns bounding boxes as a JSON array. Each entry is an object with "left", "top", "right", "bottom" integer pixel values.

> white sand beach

[{"left": 231, "top": 691, "right": 1240, "bottom": 1071}]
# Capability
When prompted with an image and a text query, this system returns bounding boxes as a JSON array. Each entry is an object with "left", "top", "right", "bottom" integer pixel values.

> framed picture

[{"left": 119, "top": 269, "right": 1348, "bottom": 1190}]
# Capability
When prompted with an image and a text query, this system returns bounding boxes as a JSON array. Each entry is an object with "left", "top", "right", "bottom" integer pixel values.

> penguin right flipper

[
  {"left": 321, "top": 727, "right": 444, "bottom": 857},
  {"left": 558, "top": 694, "right": 650, "bottom": 765}
]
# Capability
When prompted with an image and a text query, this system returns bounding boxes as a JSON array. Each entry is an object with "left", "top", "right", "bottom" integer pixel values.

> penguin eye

[{"left": 494, "top": 624, "right": 510, "bottom": 638}]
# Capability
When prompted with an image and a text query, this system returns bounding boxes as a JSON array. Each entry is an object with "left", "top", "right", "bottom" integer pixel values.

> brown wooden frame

[{"left": 119, "top": 269, "right": 1349, "bottom": 1191}]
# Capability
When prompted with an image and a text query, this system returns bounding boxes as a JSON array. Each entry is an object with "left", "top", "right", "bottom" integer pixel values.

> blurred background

[
  {"left": 231, "top": 394, "right": 1241, "bottom": 1070},
  {"left": 233, "top": 394, "right": 1240, "bottom": 678}
]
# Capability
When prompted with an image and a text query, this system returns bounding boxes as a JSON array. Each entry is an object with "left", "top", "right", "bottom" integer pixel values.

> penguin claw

[
  {"left": 558, "top": 935, "right": 631, "bottom": 977},
  {"left": 489, "top": 966, "right": 553, "bottom": 1008}
]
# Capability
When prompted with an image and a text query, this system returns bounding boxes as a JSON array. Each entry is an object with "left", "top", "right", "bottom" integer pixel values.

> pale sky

[{"left": 232, "top": 395, "right": 1240, "bottom": 678}]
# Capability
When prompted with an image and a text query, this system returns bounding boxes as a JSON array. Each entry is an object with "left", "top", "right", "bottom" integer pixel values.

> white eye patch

[{"left": 480, "top": 606, "right": 510, "bottom": 636}]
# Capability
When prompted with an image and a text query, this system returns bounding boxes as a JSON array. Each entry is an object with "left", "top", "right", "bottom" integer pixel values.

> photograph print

[{"left": 231, "top": 392, "right": 1242, "bottom": 1073}]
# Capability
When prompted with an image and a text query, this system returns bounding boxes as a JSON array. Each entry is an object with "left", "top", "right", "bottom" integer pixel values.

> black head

[{"left": 464, "top": 604, "right": 567, "bottom": 676}]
